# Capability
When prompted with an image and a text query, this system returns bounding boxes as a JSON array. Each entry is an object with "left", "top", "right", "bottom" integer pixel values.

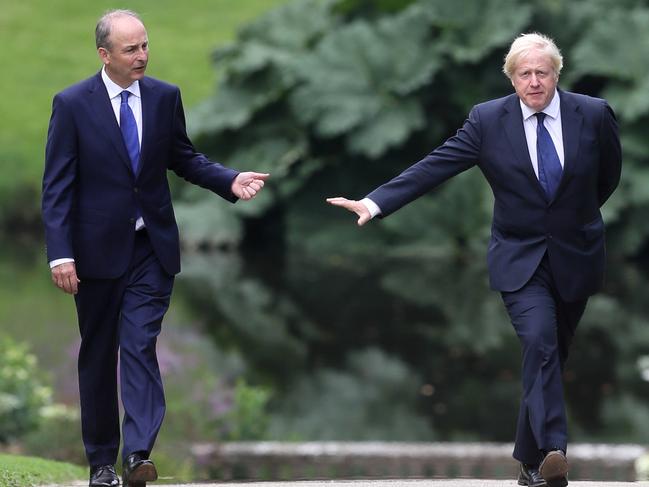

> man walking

[
  {"left": 42, "top": 10, "right": 268, "bottom": 487},
  {"left": 327, "top": 33, "right": 621, "bottom": 487}
]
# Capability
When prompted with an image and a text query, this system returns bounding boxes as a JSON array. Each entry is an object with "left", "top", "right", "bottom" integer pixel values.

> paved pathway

[
  {"left": 160, "top": 482, "right": 646, "bottom": 487},
  {"left": 50, "top": 480, "right": 649, "bottom": 486}
]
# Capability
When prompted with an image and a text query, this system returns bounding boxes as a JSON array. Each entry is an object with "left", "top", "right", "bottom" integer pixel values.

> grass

[
  {"left": 0, "top": 453, "right": 86, "bottom": 487},
  {"left": 0, "top": 0, "right": 287, "bottom": 201}
]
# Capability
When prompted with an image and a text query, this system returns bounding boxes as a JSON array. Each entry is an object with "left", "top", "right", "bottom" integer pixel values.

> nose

[{"left": 529, "top": 74, "right": 540, "bottom": 86}]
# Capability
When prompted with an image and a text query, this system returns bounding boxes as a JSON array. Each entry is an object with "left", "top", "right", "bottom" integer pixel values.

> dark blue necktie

[
  {"left": 535, "top": 112, "right": 562, "bottom": 199},
  {"left": 120, "top": 91, "right": 140, "bottom": 174}
]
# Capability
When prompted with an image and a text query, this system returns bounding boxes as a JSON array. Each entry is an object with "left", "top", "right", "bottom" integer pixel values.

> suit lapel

[
  {"left": 87, "top": 72, "right": 133, "bottom": 171},
  {"left": 556, "top": 90, "right": 583, "bottom": 196},
  {"left": 138, "top": 77, "right": 157, "bottom": 178},
  {"left": 500, "top": 95, "right": 547, "bottom": 200}
]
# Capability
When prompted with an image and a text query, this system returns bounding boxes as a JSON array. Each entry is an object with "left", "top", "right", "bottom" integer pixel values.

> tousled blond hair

[{"left": 503, "top": 32, "right": 563, "bottom": 79}]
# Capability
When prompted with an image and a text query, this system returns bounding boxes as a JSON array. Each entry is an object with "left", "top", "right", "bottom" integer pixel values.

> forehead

[
  {"left": 515, "top": 49, "right": 553, "bottom": 71},
  {"left": 109, "top": 16, "right": 147, "bottom": 45}
]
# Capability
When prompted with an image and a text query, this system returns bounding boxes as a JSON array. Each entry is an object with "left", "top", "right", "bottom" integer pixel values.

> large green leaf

[
  {"left": 174, "top": 197, "right": 243, "bottom": 249},
  {"left": 416, "top": 0, "right": 532, "bottom": 63},
  {"left": 291, "top": 8, "right": 442, "bottom": 157},
  {"left": 190, "top": 69, "right": 286, "bottom": 134},
  {"left": 571, "top": 8, "right": 649, "bottom": 121},
  {"left": 191, "top": 0, "right": 340, "bottom": 134}
]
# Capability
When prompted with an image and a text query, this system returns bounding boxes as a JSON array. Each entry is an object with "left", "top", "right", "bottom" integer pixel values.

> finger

[
  {"left": 62, "top": 277, "right": 73, "bottom": 294},
  {"left": 326, "top": 197, "right": 352, "bottom": 207},
  {"left": 357, "top": 213, "right": 371, "bottom": 226},
  {"left": 250, "top": 172, "right": 270, "bottom": 180},
  {"left": 248, "top": 182, "right": 261, "bottom": 192}
]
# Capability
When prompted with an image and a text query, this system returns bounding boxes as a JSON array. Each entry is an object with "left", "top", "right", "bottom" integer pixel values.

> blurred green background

[
  {"left": 0, "top": 0, "right": 285, "bottom": 213},
  {"left": 4, "top": 0, "right": 649, "bottom": 482}
]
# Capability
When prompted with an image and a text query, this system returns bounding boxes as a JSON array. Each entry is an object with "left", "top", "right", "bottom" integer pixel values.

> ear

[{"left": 97, "top": 47, "right": 110, "bottom": 65}]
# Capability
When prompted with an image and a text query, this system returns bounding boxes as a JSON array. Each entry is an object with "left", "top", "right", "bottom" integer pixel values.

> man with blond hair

[
  {"left": 42, "top": 9, "right": 269, "bottom": 487},
  {"left": 328, "top": 32, "right": 621, "bottom": 487}
]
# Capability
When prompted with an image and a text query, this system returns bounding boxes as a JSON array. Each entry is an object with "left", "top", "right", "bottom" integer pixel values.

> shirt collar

[
  {"left": 520, "top": 89, "right": 560, "bottom": 121},
  {"left": 101, "top": 66, "right": 141, "bottom": 100}
]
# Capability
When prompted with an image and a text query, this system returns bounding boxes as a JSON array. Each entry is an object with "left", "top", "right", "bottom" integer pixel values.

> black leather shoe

[
  {"left": 89, "top": 464, "right": 119, "bottom": 487},
  {"left": 518, "top": 463, "right": 546, "bottom": 486},
  {"left": 539, "top": 449, "right": 568, "bottom": 487},
  {"left": 122, "top": 452, "right": 157, "bottom": 487}
]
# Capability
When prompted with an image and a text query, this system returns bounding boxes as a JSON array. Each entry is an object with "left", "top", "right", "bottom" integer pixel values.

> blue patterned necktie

[
  {"left": 119, "top": 91, "right": 140, "bottom": 173},
  {"left": 535, "top": 112, "right": 562, "bottom": 199}
]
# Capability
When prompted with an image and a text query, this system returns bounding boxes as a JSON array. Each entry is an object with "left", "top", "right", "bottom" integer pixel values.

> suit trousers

[
  {"left": 501, "top": 254, "right": 587, "bottom": 465},
  {"left": 74, "top": 229, "right": 174, "bottom": 467}
]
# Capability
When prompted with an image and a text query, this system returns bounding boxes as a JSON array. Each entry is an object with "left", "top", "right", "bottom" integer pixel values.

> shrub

[{"left": 0, "top": 336, "right": 52, "bottom": 443}]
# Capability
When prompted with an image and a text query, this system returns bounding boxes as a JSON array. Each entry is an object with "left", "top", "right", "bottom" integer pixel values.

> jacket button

[
  {"left": 129, "top": 218, "right": 135, "bottom": 224},
  {"left": 134, "top": 187, "right": 139, "bottom": 193}
]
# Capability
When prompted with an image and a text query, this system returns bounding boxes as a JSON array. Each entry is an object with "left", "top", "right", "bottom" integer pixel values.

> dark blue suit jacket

[
  {"left": 367, "top": 90, "right": 621, "bottom": 301},
  {"left": 42, "top": 72, "right": 239, "bottom": 278}
]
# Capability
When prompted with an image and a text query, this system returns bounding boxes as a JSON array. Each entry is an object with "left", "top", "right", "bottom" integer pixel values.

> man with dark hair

[
  {"left": 42, "top": 9, "right": 268, "bottom": 487},
  {"left": 328, "top": 32, "right": 621, "bottom": 487}
]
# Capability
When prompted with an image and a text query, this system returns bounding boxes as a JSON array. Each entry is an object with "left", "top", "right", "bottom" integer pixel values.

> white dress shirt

[
  {"left": 520, "top": 89, "right": 564, "bottom": 177},
  {"left": 102, "top": 67, "right": 143, "bottom": 146},
  {"left": 49, "top": 68, "right": 144, "bottom": 268},
  {"left": 361, "top": 89, "right": 565, "bottom": 220}
]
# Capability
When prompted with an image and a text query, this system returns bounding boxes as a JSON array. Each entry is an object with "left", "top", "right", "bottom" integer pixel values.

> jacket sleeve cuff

[{"left": 360, "top": 197, "right": 382, "bottom": 219}]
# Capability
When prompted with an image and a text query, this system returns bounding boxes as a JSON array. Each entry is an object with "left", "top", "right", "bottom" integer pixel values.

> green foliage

[
  {"left": 267, "top": 348, "right": 434, "bottom": 440},
  {"left": 220, "top": 378, "right": 271, "bottom": 441},
  {"left": 0, "top": 453, "right": 85, "bottom": 487},
  {"left": 187, "top": 0, "right": 649, "bottom": 263},
  {"left": 155, "top": 324, "right": 271, "bottom": 443},
  {"left": 0, "top": 337, "right": 52, "bottom": 443},
  {"left": 571, "top": 6, "right": 649, "bottom": 122},
  {"left": 177, "top": 0, "right": 649, "bottom": 443},
  {"left": 290, "top": 9, "right": 439, "bottom": 157},
  {"left": 20, "top": 405, "right": 85, "bottom": 466}
]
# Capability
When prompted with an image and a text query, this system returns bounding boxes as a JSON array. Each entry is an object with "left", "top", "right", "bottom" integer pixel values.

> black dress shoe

[
  {"left": 122, "top": 452, "right": 157, "bottom": 487},
  {"left": 518, "top": 463, "right": 546, "bottom": 486},
  {"left": 539, "top": 449, "right": 568, "bottom": 487},
  {"left": 89, "top": 464, "right": 119, "bottom": 487}
]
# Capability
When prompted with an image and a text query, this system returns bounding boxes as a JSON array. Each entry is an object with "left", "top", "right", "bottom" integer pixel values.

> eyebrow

[{"left": 122, "top": 41, "right": 147, "bottom": 50}]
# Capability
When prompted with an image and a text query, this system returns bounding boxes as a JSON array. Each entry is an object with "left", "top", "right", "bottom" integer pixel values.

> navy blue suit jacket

[
  {"left": 367, "top": 90, "right": 621, "bottom": 301},
  {"left": 42, "top": 72, "right": 239, "bottom": 278}
]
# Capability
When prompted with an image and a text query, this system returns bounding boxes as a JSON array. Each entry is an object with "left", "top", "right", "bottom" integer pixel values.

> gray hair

[
  {"left": 95, "top": 9, "right": 142, "bottom": 50},
  {"left": 502, "top": 32, "right": 563, "bottom": 79}
]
